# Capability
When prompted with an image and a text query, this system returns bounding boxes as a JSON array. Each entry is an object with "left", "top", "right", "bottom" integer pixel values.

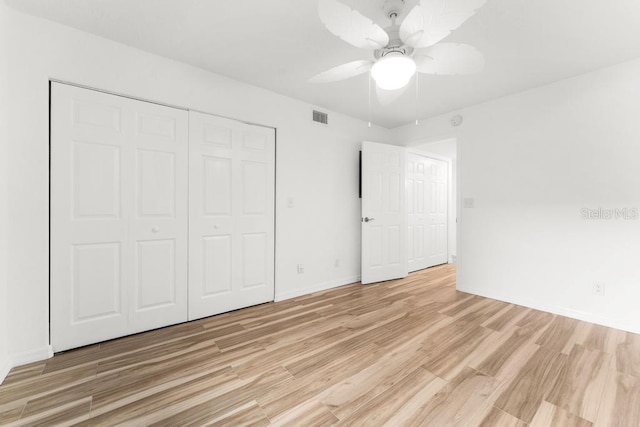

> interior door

[
  {"left": 188, "top": 111, "right": 275, "bottom": 321},
  {"left": 51, "top": 83, "right": 129, "bottom": 351},
  {"left": 407, "top": 153, "right": 449, "bottom": 271},
  {"left": 407, "top": 153, "right": 428, "bottom": 272},
  {"left": 426, "top": 157, "right": 448, "bottom": 267},
  {"left": 51, "top": 83, "right": 188, "bottom": 351},
  {"left": 361, "top": 141, "right": 407, "bottom": 284},
  {"left": 127, "top": 99, "right": 189, "bottom": 334}
]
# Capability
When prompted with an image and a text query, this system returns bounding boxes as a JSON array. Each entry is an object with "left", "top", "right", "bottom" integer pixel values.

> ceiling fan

[{"left": 310, "top": 0, "right": 486, "bottom": 101}]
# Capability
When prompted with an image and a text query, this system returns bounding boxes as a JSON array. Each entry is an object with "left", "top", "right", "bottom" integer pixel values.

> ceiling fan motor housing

[{"left": 374, "top": 24, "right": 414, "bottom": 59}]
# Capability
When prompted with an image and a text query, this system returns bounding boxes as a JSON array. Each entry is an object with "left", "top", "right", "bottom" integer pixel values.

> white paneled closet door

[
  {"left": 188, "top": 111, "right": 275, "bottom": 321},
  {"left": 407, "top": 153, "right": 448, "bottom": 272},
  {"left": 426, "top": 157, "right": 448, "bottom": 267},
  {"left": 127, "top": 99, "right": 188, "bottom": 334},
  {"left": 50, "top": 83, "right": 188, "bottom": 351},
  {"left": 407, "top": 153, "right": 428, "bottom": 272}
]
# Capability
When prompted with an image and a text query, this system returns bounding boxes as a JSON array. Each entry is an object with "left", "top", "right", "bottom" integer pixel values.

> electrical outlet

[
  {"left": 594, "top": 283, "right": 605, "bottom": 296},
  {"left": 334, "top": 259, "right": 340, "bottom": 268},
  {"left": 297, "top": 264, "right": 304, "bottom": 274}
]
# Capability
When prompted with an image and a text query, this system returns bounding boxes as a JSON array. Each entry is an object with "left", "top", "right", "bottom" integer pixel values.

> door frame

[{"left": 405, "top": 136, "right": 460, "bottom": 282}]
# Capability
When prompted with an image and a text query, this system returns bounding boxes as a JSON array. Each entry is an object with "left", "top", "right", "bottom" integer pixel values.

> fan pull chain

[
  {"left": 368, "top": 73, "right": 372, "bottom": 128},
  {"left": 415, "top": 73, "right": 419, "bottom": 126}
]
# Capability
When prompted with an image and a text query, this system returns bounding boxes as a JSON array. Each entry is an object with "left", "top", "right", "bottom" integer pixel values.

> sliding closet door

[
  {"left": 51, "top": 83, "right": 188, "bottom": 351},
  {"left": 127, "top": 99, "right": 188, "bottom": 334},
  {"left": 51, "top": 84, "right": 129, "bottom": 351},
  {"left": 407, "top": 153, "right": 428, "bottom": 272},
  {"left": 407, "top": 153, "right": 449, "bottom": 271},
  {"left": 426, "top": 157, "right": 448, "bottom": 267},
  {"left": 189, "top": 112, "right": 275, "bottom": 321}
]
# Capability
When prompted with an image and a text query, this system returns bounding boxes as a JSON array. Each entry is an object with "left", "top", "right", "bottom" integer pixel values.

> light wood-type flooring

[{"left": 1, "top": 264, "right": 640, "bottom": 426}]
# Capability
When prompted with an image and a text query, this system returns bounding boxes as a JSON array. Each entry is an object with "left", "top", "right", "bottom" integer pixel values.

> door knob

[{"left": 363, "top": 217, "right": 375, "bottom": 223}]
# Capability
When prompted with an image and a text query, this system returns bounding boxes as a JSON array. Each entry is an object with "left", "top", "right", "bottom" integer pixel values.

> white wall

[
  {"left": 0, "top": 3, "right": 11, "bottom": 382},
  {"left": 1, "top": 5, "right": 393, "bottom": 379},
  {"left": 395, "top": 58, "right": 640, "bottom": 334}
]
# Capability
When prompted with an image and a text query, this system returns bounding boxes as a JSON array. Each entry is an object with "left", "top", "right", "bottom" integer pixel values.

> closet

[{"left": 50, "top": 83, "right": 275, "bottom": 351}]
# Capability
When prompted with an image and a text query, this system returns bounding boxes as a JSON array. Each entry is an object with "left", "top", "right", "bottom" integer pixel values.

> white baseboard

[
  {"left": 0, "top": 356, "right": 11, "bottom": 385},
  {"left": 10, "top": 345, "right": 54, "bottom": 368},
  {"left": 275, "top": 276, "right": 360, "bottom": 302},
  {"left": 460, "top": 285, "right": 640, "bottom": 336}
]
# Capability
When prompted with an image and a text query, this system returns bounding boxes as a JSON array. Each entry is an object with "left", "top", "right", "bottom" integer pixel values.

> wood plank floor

[{"left": 1, "top": 264, "right": 640, "bottom": 426}]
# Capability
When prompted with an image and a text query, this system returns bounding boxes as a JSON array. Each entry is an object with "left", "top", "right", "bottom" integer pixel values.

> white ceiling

[{"left": 7, "top": 0, "right": 640, "bottom": 128}]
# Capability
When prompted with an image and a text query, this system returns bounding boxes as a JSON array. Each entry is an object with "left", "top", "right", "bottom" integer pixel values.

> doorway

[
  {"left": 360, "top": 138, "right": 457, "bottom": 284},
  {"left": 407, "top": 151, "right": 449, "bottom": 272},
  {"left": 409, "top": 139, "right": 457, "bottom": 268}
]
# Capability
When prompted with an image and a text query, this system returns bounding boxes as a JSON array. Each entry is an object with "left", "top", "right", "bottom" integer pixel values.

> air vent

[{"left": 312, "top": 110, "right": 328, "bottom": 125}]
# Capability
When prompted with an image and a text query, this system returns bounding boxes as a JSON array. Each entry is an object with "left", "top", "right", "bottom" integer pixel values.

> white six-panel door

[
  {"left": 426, "top": 157, "right": 448, "bottom": 267},
  {"left": 361, "top": 141, "right": 408, "bottom": 284},
  {"left": 188, "top": 111, "right": 275, "bottom": 321},
  {"left": 51, "top": 83, "right": 188, "bottom": 351},
  {"left": 407, "top": 153, "right": 428, "bottom": 272},
  {"left": 407, "top": 152, "right": 449, "bottom": 272},
  {"left": 127, "top": 100, "right": 188, "bottom": 333}
]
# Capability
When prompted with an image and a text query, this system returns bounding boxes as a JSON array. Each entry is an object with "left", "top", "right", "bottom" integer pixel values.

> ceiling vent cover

[{"left": 312, "top": 110, "right": 329, "bottom": 125}]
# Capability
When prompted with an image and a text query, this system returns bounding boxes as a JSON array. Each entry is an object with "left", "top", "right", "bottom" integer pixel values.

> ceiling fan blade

[
  {"left": 414, "top": 43, "right": 484, "bottom": 75},
  {"left": 399, "top": 0, "right": 486, "bottom": 49},
  {"left": 318, "top": 0, "right": 389, "bottom": 50},
  {"left": 310, "top": 60, "right": 374, "bottom": 83},
  {"left": 376, "top": 84, "right": 409, "bottom": 106}
]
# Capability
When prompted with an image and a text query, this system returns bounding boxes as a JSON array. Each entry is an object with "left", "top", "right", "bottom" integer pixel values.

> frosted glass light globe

[{"left": 371, "top": 54, "right": 417, "bottom": 90}]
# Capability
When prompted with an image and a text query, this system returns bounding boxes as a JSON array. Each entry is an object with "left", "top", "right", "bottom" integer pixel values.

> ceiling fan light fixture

[{"left": 370, "top": 53, "right": 416, "bottom": 90}]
